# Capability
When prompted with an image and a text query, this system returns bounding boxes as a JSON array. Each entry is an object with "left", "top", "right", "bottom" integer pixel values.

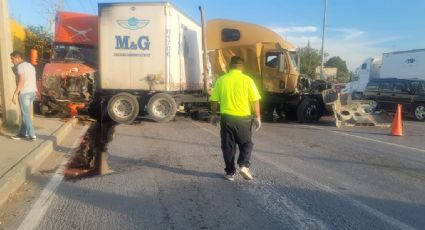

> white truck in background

[
  {"left": 344, "top": 48, "right": 425, "bottom": 98},
  {"left": 380, "top": 48, "right": 425, "bottom": 79},
  {"left": 344, "top": 57, "right": 381, "bottom": 99}
]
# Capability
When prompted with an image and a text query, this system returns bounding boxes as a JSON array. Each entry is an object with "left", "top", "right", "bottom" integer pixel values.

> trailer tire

[
  {"left": 107, "top": 93, "right": 139, "bottom": 124},
  {"left": 147, "top": 93, "right": 177, "bottom": 122},
  {"left": 297, "top": 98, "right": 322, "bottom": 123},
  {"left": 413, "top": 103, "right": 425, "bottom": 121}
]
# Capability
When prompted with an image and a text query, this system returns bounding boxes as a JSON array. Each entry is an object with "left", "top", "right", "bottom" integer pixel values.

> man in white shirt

[{"left": 10, "top": 51, "right": 37, "bottom": 141}]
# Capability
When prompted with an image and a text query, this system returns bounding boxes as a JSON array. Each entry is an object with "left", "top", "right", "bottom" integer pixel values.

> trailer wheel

[
  {"left": 297, "top": 98, "right": 322, "bottom": 123},
  {"left": 147, "top": 93, "right": 177, "bottom": 122},
  {"left": 107, "top": 93, "right": 139, "bottom": 124},
  {"left": 413, "top": 103, "right": 425, "bottom": 121}
]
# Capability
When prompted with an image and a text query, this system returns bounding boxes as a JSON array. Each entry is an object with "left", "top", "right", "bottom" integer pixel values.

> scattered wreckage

[{"left": 326, "top": 93, "right": 392, "bottom": 128}]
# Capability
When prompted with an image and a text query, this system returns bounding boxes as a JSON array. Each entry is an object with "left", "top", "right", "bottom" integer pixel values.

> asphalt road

[{"left": 8, "top": 117, "right": 425, "bottom": 230}]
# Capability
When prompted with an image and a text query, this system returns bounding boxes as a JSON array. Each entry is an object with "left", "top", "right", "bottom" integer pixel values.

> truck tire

[
  {"left": 107, "top": 93, "right": 139, "bottom": 124},
  {"left": 413, "top": 103, "right": 425, "bottom": 121},
  {"left": 297, "top": 98, "right": 322, "bottom": 123},
  {"left": 147, "top": 93, "right": 177, "bottom": 122}
]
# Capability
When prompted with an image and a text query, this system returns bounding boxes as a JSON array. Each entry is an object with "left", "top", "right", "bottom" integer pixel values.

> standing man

[
  {"left": 10, "top": 51, "right": 37, "bottom": 141},
  {"left": 210, "top": 56, "right": 261, "bottom": 181}
]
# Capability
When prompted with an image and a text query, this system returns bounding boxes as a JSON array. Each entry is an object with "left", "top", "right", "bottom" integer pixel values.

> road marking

[
  {"left": 17, "top": 127, "right": 88, "bottom": 230},
  {"left": 303, "top": 125, "right": 425, "bottom": 154},
  {"left": 194, "top": 121, "right": 417, "bottom": 230}
]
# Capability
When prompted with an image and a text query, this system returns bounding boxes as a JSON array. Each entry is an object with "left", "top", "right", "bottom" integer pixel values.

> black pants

[{"left": 220, "top": 114, "right": 253, "bottom": 174}]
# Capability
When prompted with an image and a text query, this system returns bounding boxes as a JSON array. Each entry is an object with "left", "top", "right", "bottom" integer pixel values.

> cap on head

[{"left": 229, "top": 56, "right": 244, "bottom": 69}]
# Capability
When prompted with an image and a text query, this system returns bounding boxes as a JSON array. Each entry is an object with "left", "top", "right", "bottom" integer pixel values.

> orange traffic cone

[{"left": 391, "top": 104, "right": 403, "bottom": 136}]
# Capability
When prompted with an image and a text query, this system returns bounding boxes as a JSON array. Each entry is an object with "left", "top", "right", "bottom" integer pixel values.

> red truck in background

[{"left": 37, "top": 11, "right": 98, "bottom": 116}]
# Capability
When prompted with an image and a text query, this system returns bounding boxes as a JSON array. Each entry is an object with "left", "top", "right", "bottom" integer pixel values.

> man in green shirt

[{"left": 210, "top": 56, "right": 261, "bottom": 181}]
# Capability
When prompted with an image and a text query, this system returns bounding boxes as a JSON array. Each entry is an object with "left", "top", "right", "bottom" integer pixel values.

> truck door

[
  {"left": 261, "top": 44, "right": 288, "bottom": 94},
  {"left": 376, "top": 80, "right": 394, "bottom": 112},
  {"left": 392, "top": 80, "right": 414, "bottom": 114}
]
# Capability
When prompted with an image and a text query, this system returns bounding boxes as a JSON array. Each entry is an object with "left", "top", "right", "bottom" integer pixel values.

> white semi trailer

[
  {"left": 97, "top": 2, "right": 207, "bottom": 123},
  {"left": 380, "top": 48, "right": 425, "bottom": 79}
]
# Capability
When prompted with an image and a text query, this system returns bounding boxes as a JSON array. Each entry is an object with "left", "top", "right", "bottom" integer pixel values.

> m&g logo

[
  {"left": 115, "top": 36, "right": 150, "bottom": 50},
  {"left": 114, "top": 17, "right": 150, "bottom": 51}
]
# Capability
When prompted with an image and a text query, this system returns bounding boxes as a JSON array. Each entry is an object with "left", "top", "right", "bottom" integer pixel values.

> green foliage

[
  {"left": 325, "top": 56, "right": 350, "bottom": 83},
  {"left": 349, "top": 71, "right": 358, "bottom": 81},
  {"left": 297, "top": 46, "right": 321, "bottom": 79},
  {"left": 25, "top": 25, "right": 53, "bottom": 60}
]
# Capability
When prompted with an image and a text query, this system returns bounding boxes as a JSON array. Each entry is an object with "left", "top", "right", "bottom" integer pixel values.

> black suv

[{"left": 364, "top": 78, "right": 425, "bottom": 121}]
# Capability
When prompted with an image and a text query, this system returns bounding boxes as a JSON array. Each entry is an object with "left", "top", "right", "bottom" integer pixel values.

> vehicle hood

[{"left": 43, "top": 63, "right": 95, "bottom": 77}]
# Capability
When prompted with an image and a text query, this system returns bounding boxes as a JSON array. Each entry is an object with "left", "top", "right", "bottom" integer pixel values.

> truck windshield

[
  {"left": 289, "top": 51, "right": 299, "bottom": 70},
  {"left": 53, "top": 44, "right": 97, "bottom": 66}
]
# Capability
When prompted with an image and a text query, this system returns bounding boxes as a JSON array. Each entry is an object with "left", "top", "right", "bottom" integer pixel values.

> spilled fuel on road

[{"left": 64, "top": 99, "right": 117, "bottom": 180}]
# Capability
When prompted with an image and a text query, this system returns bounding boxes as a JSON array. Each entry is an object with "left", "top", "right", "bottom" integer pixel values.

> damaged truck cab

[
  {"left": 206, "top": 19, "right": 336, "bottom": 122},
  {"left": 38, "top": 12, "right": 98, "bottom": 116}
]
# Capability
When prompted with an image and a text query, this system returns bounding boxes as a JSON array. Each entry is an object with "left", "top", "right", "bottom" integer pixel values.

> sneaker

[
  {"left": 11, "top": 134, "right": 27, "bottom": 140},
  {"left": 224, "top": 173, "right": 235, "bottom": 181},
  {"left": 239, "top": 166, "right": 253, "bottom": 180},
  {"left": 28, "top": 136, "right": 37, "bottom": 141}
]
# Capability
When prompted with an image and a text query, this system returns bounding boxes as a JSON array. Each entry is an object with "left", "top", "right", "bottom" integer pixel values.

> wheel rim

[
  {"left": 415, "top": 105, "right": 425, "bottom": 120},
  {"left": 112, "top": 99, "right": 133, "bottom": 119},
  {"left": 306, "top": 104, "right": 319, "bottom": 120},
  {"left": 152, "top": 99, "right": 172, "bottom": 118}
]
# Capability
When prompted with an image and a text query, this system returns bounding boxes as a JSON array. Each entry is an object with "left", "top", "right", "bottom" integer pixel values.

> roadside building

[
  {"left": 10, "top": 19, "right": 26, "bottom": 53},
  {"left": 315, "top": 66, "right": 337, "bottom": 82}
]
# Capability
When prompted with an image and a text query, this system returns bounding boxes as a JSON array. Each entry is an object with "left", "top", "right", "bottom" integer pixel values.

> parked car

[{"left": 364, "top": 78, "right": 425, "bottom": 121}]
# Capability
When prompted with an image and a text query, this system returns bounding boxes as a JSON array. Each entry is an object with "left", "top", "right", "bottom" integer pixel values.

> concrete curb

[{"left": 0, "top": 118, "right": 78, "bottom": 207}]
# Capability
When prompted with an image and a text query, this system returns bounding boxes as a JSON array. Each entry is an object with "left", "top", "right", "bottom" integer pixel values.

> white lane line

[
  {"left": 17, "top": 126, "right": 88, "bottom": 230},
  {"left": 303, "top": 125, "right": 425, "bottom": 154},
  {"left": 191, "top": 121, "right": 329, "bottom": 230},
  {"left": 193, "top": 121, "right": 417, "bottom": 230}
]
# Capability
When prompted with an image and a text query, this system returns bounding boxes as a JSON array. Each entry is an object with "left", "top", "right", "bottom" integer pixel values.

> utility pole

[
  {"left": 320, "top": 0, "right": 328, "bottom": 80},
  {"left": 0, "top": 0, "right": 19, "bottom": 126}
]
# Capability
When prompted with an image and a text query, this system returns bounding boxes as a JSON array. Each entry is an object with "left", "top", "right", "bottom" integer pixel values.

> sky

[{"left": 8, "top": 0, "right": 425, "bottom": 70}]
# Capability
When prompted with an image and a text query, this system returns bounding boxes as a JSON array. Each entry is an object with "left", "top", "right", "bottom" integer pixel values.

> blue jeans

[{"left": 18, "top": 92, "right": 36, "bottom": 137}]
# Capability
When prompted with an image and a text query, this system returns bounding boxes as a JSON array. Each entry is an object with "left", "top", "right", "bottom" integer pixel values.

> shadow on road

[{"left": 109, "top": 154, "right": 223, "bottom": 179}]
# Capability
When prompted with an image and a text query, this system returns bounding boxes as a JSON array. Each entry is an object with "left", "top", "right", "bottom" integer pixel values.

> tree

[
  {"left": 297, "top": 45, "right": 321, "bottom": 79},
  {"left": 325, "top": 56, "right": 350, "bottom": 83},
  {"left": 25, "top": 25, "right": 52, "bottom": 60}
]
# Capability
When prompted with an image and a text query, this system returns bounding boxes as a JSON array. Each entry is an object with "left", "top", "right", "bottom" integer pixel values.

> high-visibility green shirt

[{"left": 210, "top": 69, "right": 261, "bottom": 116}]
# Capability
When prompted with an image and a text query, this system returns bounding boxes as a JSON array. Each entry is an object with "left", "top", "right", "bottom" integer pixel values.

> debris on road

[
  {"left": 329, "top": 93, "right": 392, "bottom": 128},
  {"left": 64, "top": 115, "right": 116, "bottom": 180}
]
